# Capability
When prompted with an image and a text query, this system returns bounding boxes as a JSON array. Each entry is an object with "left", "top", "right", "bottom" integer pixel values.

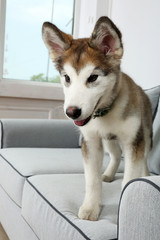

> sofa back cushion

[
  {"left": 148, "top": 96, "right": 160, "bottom": 174},
  {"left": 0, "top": 119, "right": 80, "bottom": 148},
  {"left": 145, "top": 86, "right": 160, "bottom": 121}
]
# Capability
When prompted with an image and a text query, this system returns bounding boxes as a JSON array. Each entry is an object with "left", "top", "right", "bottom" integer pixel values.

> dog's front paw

[{"left": 78, "top": 203, "right": 101, "bottom": 221}]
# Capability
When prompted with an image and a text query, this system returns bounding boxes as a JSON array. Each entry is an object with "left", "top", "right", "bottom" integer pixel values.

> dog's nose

[{"left": 66, "top": 107, "right": 81, "bottom": 119}]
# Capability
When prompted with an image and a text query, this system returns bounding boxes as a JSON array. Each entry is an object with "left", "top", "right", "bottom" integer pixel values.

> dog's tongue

[
  {"left": 74, "top": 119, "right": 86, "bottom": 126},
  {"left": 74, "top": 116, "right": 91, "bottom": 127}
]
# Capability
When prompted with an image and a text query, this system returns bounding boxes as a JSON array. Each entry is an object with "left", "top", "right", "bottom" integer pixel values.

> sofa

[{"left": 0, "top": 85, "right": 160, "bottom": 240}]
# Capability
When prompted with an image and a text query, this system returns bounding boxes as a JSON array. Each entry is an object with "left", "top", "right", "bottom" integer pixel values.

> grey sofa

[{"left": 0, "top": 86, "right": 160, "bottom": 240}]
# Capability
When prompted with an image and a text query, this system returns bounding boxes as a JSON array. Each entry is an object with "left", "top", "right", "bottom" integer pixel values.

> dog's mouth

[
  {"left": 74, "top": 116, "right": 91, "bottom": 127},
  {"left": 74, "top": 98, "right": 102, "bottom": 127}
]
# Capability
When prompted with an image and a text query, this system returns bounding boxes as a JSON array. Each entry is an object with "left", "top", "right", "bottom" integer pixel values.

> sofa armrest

[
  {"left": 118, "top": 176, "right": 160, "bottom": 240},
  {"left": 0, "top": 119, "right": 80, "bottom": 148}
]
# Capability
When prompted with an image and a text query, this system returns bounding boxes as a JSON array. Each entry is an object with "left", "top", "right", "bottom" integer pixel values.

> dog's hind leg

[
  {"left": 122, "top": 141, "right": 150, "bottom": 189},
  {"left": 122, "top": 125, "right": 152, "bottom": 188},
  {"left": 102, "top": 139, "right": 122, "bottom": 182},
  {"left": 78, "top": 136, "right": 103, "bottom": 221}
]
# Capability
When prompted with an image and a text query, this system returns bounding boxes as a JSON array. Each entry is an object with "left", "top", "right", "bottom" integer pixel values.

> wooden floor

[{"left": 0, "top": 223, "right": 9, "bottom": 240}]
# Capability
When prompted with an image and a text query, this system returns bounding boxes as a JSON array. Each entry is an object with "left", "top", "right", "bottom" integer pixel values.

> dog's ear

[
  {"left": 89, "top": 17, "right": 123, "bottom": 58},
  {"left": 42, "top": 22, "right": 72, "bottom": 60}
]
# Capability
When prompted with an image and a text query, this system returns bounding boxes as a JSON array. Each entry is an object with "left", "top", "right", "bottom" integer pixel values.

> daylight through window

[{"left": 3, "top": 0, "right": 74, "bottom": 83}]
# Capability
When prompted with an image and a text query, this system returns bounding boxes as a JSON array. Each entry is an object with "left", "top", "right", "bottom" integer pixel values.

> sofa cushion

[
  {"left": 0, "top": 185, "right": 39, "bottom": 240},
  {"left": 145, "top": 86, "right": 160, "bottom": 121},
  {"left": 0, "top": 119, "right": 80, "bottom": 148},
  {"left": 0, "top": 148, "right": 84, "bottom": 207},
  {"left": 22, "top": 173, "right": 123, "bottom": 240},
  {"left": 0, "top": 148, "right": 122, "bottom": 207},
  {"left": 148, "top": 97, "right": 160, "bottom": 174}
]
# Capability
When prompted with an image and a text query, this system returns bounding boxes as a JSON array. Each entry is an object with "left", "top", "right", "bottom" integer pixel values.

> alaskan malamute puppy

[{"left": 42, "top": 17, "right": 152, "bottom": 221}]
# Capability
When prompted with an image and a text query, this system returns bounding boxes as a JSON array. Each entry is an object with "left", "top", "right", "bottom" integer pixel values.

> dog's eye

[
  {"left": 64, "top": 75, "right": 70, "bottom": 83},
  {"left": 87, "top": 75, "right": 98, "bottom": 83}
]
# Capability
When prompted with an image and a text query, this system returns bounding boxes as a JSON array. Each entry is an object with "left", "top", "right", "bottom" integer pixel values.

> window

[{"left": 2, "top": 0, "right": 74, "bottom": 83}]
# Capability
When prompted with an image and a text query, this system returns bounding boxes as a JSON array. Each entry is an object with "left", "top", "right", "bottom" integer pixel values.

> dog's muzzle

[{"left": 66, "top": 106, "right": 91, "bottom": 127}]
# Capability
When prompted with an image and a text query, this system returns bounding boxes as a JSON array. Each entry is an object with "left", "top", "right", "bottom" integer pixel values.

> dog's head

[{"left": 42, "top": 17, "right": 123, "bottom": 126}]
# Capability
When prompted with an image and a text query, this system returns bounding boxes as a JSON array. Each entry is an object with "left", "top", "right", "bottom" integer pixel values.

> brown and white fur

[{"left": 42, "top": 17, "right": 152, "bottom": 221}]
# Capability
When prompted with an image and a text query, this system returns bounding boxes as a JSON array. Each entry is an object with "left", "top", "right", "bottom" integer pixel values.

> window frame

[
  {"left": 0, "top": 0, "right": 68, "bottom": 100},
  {"left": 0, "top": 0, "right": 111, "bottom": 100},
  {"left": 73, "top": 0, "right": 112, "bottom": 38}
]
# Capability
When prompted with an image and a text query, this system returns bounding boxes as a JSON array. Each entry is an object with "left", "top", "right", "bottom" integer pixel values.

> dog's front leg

[{"left": 78, "top": 136, "right": 103, "bottom": 221}]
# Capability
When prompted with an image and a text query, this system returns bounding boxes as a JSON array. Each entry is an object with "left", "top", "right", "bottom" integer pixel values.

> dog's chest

[
  {"left": 94, "top": 116, "right": 124, "bottom": 137},
  {"left": 81, "top": 113, "right": 140, "bottom": 143}
]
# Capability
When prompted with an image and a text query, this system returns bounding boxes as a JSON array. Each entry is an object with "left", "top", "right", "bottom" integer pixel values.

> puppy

[{"left": 42, "top": 16, "right": 152, "bottom": 221}]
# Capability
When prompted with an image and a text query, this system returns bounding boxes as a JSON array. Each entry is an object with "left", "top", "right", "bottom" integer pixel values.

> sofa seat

[
  {"left": 0, "top": 185, "right": 39, "bottom": 240},
  {"left": 0, "top": 148, "right": 84, "bottom": 207},
  {"left": 22, "top": 173, "right": 123, "bottom": 240},
  {"left": 0, "top": 148, "right": 122, "bottom": 207}
]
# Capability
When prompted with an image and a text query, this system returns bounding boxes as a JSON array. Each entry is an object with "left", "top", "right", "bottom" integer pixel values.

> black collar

[{"left": 93, "top": 99, "right": 115, "bottom": 119}]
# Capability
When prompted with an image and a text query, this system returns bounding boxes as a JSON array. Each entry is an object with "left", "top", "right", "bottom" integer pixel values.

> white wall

[
  {"left": 74, "top": 0, "right": 160, "bottom": 89},
  {"left": 111, "top": 0, "right": 160, "bottom": 88}
]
